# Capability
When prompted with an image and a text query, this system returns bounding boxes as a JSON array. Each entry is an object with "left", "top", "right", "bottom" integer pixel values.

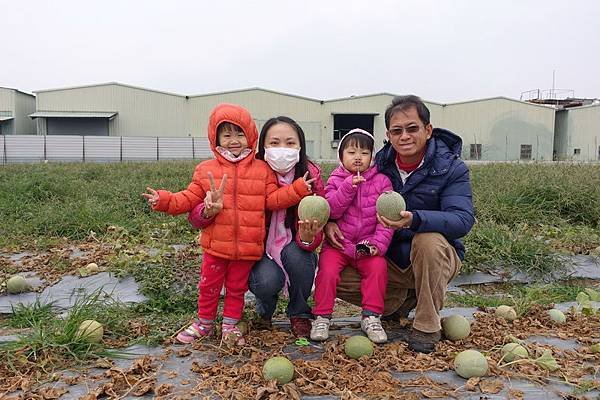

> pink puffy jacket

[{"left": 324, "top": 164, "right": 394, "bottom": 258}]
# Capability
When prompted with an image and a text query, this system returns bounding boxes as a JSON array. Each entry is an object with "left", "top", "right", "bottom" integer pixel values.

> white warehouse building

[
  {"left": 0, "top": 87, "right": 36, "bottom": 135},
  {"left": 12, "top": 82, "right": 598, "bottom": 162}
]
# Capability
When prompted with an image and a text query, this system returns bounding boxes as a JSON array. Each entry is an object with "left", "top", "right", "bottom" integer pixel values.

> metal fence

[{"left": 0, "top": 135, "right": 213, "bottom": 164}]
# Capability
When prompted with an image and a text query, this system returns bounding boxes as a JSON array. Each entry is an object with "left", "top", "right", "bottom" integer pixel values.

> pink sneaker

[
  {"left": 221, "top": 323, "right": 245, "bottom": 346},
  {"left": 176, "top": 321, "right": 214, "bottom": 344}
]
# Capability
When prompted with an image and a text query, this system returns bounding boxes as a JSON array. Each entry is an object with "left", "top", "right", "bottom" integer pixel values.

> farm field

[{"left": 1, "top": 161, "right": 599, "bottom": 399}]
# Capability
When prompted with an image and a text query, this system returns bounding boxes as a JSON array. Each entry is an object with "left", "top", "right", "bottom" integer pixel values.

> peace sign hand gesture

[
  {"left": 302, "top": 171, "right": 316, "bottom": 192},
  {"left": 203, "top": 171, "right": 227, "bottom": 218}
]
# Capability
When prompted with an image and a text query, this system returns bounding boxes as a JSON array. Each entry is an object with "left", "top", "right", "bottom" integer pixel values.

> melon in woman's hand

[{"left": 298, "top": 195, "right": 330, "bottom": 227}]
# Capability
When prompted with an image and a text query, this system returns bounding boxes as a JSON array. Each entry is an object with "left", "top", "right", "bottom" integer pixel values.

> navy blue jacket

[{"left": 374, "top": 128, "right": 475, "bottom": 269}]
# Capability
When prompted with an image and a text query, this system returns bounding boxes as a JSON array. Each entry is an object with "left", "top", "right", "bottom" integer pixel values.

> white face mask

[{"left": 264, "top": 147, "right": 301, "bottom": 174}]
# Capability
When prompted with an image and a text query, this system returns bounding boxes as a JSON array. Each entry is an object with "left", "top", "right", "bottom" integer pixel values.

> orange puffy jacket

[{"left": 153, "top": 103, "right": 311, "bottom": 261}]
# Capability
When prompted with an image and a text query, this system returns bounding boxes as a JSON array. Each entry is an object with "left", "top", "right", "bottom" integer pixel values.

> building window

[
  {"left": 332, "top": 114, "right": 375, "bottom": 141},
  {"left": 470, "top": 144, "right": 482, "bottom": 160},
  {"left": 573, "top": 148, "right": 581, "bottom": 155},
  {"left": 520, "top": 144, "right": 532, "bottom": 160},
  {"left": 598, "top": 146, "right": 600, "bottom": 161}
]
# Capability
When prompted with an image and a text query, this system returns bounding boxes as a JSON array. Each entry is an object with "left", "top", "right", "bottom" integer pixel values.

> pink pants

[
  {"left": 198, "top": 253, "right": 254, "bottom": 322},
  {"left": 312, "top": 247, "right": 388, "bottom": 316}
]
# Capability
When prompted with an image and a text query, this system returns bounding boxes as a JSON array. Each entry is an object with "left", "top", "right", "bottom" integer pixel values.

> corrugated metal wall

[
  {"left": 554, "top": 104, "right": 600, "bottom": 161},
  {"left": 0, "top": 135, "right": 212, "bottom": 163},
  {"left": 0, "top": 88, "right": 16, "bottom": 135},
  {"left": 442, "top": 98, "right": 555, "bottom": 161},
  {"left": 14, "top": 91, "right": 36, "bottom": 134},
  {"left": 36, "top": 84, "right": 189, "bottom": 137}
]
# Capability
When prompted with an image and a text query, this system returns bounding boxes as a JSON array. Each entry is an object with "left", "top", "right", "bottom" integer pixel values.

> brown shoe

[
  {"left": 290, "top": 317, "right": 311, "bottom": 338},
  {"left": 408, "top": 329, "right": 441, "bottom": 354}
]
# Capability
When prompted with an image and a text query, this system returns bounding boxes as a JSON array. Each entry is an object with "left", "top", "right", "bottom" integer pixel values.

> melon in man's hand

[
  {"left": 298, "top": 195, "right": 330, "bottom": 226},
  {"left": 376, "top": 191, "right": 406, "bottom": 221}
]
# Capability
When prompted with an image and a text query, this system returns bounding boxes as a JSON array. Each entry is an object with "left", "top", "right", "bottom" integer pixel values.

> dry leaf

[{"left": 479, "top": 378, "right": 504, "bottom": 394}]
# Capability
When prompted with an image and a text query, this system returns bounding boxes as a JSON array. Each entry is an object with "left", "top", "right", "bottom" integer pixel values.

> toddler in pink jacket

[{"left": 310, "top": 129, "right": 394, "bottom": 344}]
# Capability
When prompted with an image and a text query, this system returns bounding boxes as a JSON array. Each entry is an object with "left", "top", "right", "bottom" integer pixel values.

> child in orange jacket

[{"left": 143, "top": 103, "right": 313, "bottom": 345}]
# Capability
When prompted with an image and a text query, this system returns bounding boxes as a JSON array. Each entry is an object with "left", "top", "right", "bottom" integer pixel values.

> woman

[{"left": 189, "top": 116, "right": 325, "bottom": 338}]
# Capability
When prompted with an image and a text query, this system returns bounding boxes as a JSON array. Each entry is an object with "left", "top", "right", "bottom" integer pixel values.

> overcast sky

[{"left": 2, "top": 0, "right": 599, "bottom": 103}]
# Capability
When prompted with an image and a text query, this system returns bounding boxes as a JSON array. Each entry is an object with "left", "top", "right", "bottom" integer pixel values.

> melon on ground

[
  {"left": 6, "top": 275, "right": 30, "bottom": 294},
  {"left": 262, "top": 356, "right": 294, "bottom": 385},
  {"left": 495, "top": 305, "right": 517, "bottom": 321},
  {"left": 454, "top": 349, "right": 488, "bottom": 378},
  {"left": 376, "top": 191, "right": 406, "bottom": 221},
  {"left": 298, "top": 195, "right": 330, "bottom": 227},
  {"left": 344, "top": 335, "right": 374, "bottom": 359},
  {"left": 547, "top": 308, "right": 566, "bottom": 324},
  {"left": 441, "top": 315, "right": 471, "bottom": 341},
  {"left": 501, "top": 343, "right": 529, "bottom": 362},
  {"left": 75, "top": 320, "right": 104, "bottom": 343}
]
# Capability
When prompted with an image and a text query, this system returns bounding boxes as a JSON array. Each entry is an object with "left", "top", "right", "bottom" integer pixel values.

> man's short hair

[{"left": 384, "top": 95, "right": 431, "bottom": 129}]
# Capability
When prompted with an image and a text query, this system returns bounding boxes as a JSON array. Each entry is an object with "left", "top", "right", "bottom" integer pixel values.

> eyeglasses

[{"left": 387, "top": 124, "right": 423, "bottom": 136}]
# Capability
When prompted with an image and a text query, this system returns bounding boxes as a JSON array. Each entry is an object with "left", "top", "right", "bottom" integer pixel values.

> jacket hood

[
  {"left": 208, "top": 103, "right": 258, "bottom": 162},
  {"left": 375, "top": 127, "right": 463, "bottom": 169}
]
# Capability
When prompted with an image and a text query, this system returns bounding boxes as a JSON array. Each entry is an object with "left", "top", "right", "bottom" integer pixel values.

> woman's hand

[
  {"left": 298, "top": 219, "right": 322, "bottom": 243},
  {"left": 324, "top": 222, "right": 344, "bottom": 250},
  {"left": 377, "top": 211, "right": 413, "bottom": 229},
  {"left": 142, "top": 187, "right": 159, "bottom": 206},
  {"left": 204, "top": 172, "right": 227, "bottom": 218},
  {"left": 302, "top": 171, "right": 316, "bottom": 192}
]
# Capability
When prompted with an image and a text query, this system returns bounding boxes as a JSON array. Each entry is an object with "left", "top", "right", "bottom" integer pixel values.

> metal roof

[{"left": 29, "top": 111, "right": 117, "bottom": 119}]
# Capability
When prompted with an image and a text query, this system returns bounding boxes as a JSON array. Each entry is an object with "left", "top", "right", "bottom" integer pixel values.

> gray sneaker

[
  {"left": 310, "top": 316, "right": 331, "bottom": 341},
  {"left": 360, "top": 316, "right": 387, "bottom": 343}
]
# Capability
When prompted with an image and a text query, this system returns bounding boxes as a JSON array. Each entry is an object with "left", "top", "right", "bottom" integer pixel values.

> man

[{"left": 325, "top": 95, "right": 475, "bottom": 353}]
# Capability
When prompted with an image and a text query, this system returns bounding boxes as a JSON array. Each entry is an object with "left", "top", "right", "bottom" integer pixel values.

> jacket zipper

[
  {"left": 355, "top": 179, "right": 362, "bottom": 261},
  {"left": 233, "top": 164, "right": 239, "bottom": 259}
]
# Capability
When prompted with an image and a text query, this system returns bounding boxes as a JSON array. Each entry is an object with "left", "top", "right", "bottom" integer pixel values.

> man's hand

[
  {"left": 324, "top": 222, "right": 344, "bottom": 250},
  {"left": 298, "top": 219, "right": 322, "bottom": 243},
  {"left": 377, "top": 210, "right": 414, "bottom": 229}
]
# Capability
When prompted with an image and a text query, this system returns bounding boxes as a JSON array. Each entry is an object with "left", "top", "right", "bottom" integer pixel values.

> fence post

[
  {"left": 156, "top": 137, "right": 159, "bottom": 161},
  {"left": 3, "top": 135, "right": 6, "bottom": 164},
  {"left": 120, "top": 136, "right": 123, "bottom": 162},
  {"left": 192, "top": 137, "right": 195, "bottom": 159},
  {"left": 44, "top": 134, "right": 47, "bottom": 162},
  {"left": 82, "top": 136, "right": 86, "bottom": 163}
]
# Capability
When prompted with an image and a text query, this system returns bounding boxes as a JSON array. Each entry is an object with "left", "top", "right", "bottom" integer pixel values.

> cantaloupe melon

[
  {"left": 298, "top": 195, "right": 330, "bottom": 226},
  {"left": 495, "top": 305, "right": 517, "bottom": 321},
  {"left": 262, "top": 356, "right": 294, "bottom": 385},
  {"left": 6, "top": 275, "right": 29, "bottom": 294},
  {"left": 344, "top": 335, "right": 374, "bottom": 359},
  {"left": 454, "top": 349, "right": 488, "bottom": 378},
  {"left": 501, "top": 343, "right": 529, "bottom": 362},
  {"left": 441, "top": 315, "right": 471, "bottom": 341},
  {"left": 547, "top": 309, "right": 566, "bottom": 324},
  {"left": 376, "top": 191, "right": 406, "bottom": 221},
  {"left": 76, "top": 320, "right": 104, "bottom": 343}
]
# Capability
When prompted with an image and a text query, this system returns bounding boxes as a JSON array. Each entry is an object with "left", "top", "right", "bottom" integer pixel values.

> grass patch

[
  {"left": 1, "top": 161, "right": 599, "bottom": 276},
  {"left": 447, "top": 282, "right": 587, "bottom": 315}
]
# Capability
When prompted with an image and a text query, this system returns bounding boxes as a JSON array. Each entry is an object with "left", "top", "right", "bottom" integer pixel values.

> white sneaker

[
  {"left": 361, "top": 316, "right": 387, "bottom": 343},
  {"left": 310, "top": 316, "right": 331, "bottom": 341}
]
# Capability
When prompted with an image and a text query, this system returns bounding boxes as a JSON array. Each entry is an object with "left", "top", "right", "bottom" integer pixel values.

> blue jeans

[{"left": 248, "top": 241, "right": 317, "bottom": 319}]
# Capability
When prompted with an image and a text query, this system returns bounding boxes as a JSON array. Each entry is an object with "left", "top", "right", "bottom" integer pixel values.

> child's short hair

[
  {"left": 338, "top": 129, "right": 375, "bottom": 159},
  {"left": 216, "top": 122, "right": 244, "bottom": 146}
]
